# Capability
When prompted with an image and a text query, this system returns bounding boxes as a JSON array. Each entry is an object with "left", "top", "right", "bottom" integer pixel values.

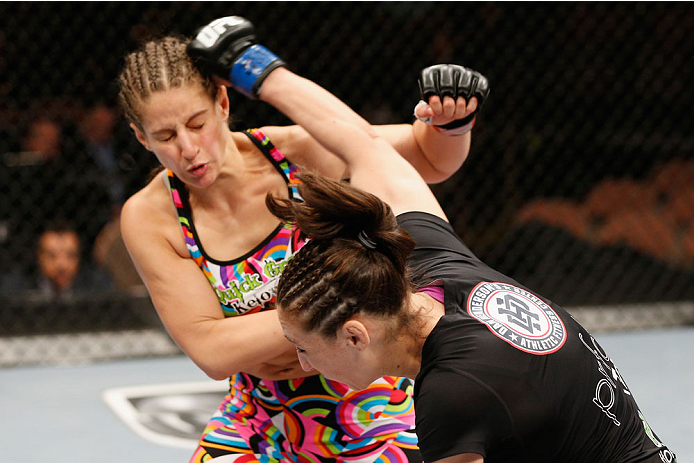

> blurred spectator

[
  {"left": 596, "top": 209, "right": 676, "bottom": 262},
  {"left": 0, "top": 221, "right": 113, "bottom": 300},
  {"left": 1, "top": 116, "right": 67, "bottom": 276},
  {"left": 35, "top": 221, "right": 83, "bottom": 299},
  {"left": 22, "top": 115, "right": 62, "bottom": 162},
  {"left": 76, "top": 103, "right": 128, "bottom": 212},
  {"left": 1, "top": 114, "right": 112, "bottom": 268}
]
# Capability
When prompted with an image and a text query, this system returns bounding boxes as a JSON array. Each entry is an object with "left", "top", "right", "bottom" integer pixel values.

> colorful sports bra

[{"left": 165, "top": 128, "right": 307, "bottom": 316}]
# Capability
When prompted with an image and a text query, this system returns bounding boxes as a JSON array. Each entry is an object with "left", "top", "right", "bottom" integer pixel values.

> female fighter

[{"left": 259, "top": 19, "right": 677, "bottom": 463}]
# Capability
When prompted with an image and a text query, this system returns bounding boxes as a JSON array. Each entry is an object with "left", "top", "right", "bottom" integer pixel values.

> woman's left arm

[
  {"left": 378, "top": 62, "right": 491, "bottom": 184},
  {"left": 375, "top": 119, "right": 472, "bottom": 185},
  {"left": 270, "top": 64, "right": 489, "bottom": 184}
]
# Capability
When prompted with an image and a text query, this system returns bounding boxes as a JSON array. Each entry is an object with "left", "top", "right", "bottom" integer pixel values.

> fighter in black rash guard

[
  {"left": 399, "top": 211, "right": 675, "bottom": 463},
  {"left": 241, "top": 31, "right": 676, "bottom": 462}
]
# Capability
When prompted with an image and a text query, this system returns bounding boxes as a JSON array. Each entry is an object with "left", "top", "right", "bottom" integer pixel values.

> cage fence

[{"left": 1, "top": 2, "right": 692, "bottom": 367}]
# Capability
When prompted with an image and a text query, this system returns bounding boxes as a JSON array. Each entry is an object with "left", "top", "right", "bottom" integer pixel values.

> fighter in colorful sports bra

[{"left": 166, "top": 128, "right": 419, "bottom": 463}]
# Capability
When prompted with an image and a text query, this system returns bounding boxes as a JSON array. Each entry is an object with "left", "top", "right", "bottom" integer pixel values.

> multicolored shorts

[{"left": 190, "top": 373, "right": 419, "bottom": 463}]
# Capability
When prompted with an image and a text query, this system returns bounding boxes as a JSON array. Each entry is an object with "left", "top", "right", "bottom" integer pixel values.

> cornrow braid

[
  {"left": 279, "top": 246, "right": 323, "bottom": 303},
  {"left": 271, "top": 172, "right": 417, "bottom": 339},
  {"left": 162, "top": 37, "right": 178, "bottom": 84},
  {"left": 145, "top": 41, "right": 162, "bottom": 94},
  {"left": 117, "top": 35, "right": 216, "bottom": 131},
  {"left": 135, "top": 49, "right": 149, "bottom": 103}
]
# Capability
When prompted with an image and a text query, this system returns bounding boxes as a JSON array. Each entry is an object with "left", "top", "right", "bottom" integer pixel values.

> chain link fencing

[{"left": 1, "top": 2, "right": 692, "bottom": 366}]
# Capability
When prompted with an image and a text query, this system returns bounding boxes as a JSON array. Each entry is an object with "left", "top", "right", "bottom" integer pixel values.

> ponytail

[{"left": 267, "top": 172, "right": 416, "bottom": 338}]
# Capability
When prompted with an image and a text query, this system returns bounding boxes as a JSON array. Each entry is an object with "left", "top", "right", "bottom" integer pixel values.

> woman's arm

[
  {"left": 188, "top": 18, "right": 487, "bottom": 186},
  {"left": 259, "top": 63, "right": 488, "bottom": 184},
  {"left": 185, "top": 16, "right": 457, "bottom": 218},
  {"left": 262, "top": 118, "right": 472, "bottom": 185},
  {"left": 376, "top": 119, "right": 473, "bottom": 185},
  {"left": 264, "top": 92, "right": 478, "bottom": 184},
  {"left": 119, "top": 182, "right": 312, "bottom": 380},
  {"left": 259, "top": 67, "right": 447, "bottom": 220}
]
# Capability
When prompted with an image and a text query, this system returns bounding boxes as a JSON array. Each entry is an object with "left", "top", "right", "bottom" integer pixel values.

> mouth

[{"left": 188, "top": 163, "right": 209, "bottom": 177}]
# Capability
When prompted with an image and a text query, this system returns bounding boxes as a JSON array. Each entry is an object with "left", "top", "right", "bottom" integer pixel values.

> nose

[
  {"left": 177, "top": 129, "right": 198, "bottom": 160},
  {"left": 297, "top": 354, "right": 315, "bottom": 372}
]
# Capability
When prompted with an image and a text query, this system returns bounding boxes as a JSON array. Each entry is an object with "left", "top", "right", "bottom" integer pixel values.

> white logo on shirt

[{"left": 467, "top": 282, "right": 567, "bottom": 354}]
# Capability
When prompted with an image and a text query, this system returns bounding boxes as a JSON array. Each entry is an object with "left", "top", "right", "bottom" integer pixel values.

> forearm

[
  {"left": 181, "top": 310, "right": 293, "bottom": 380},
  {"left": 374, "top": 122, "right": 472, "bottom": 184},
  {"left": 414, "top": 120, "right": 472, "bottom": 183},
  {"left": 259, "top": 68, "right": 379, "bottom": 166}
]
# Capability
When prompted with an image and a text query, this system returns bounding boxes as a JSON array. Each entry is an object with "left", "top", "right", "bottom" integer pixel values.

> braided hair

[
  {"left": 117, "top": 36, "right": 217, "bottom": 132},
  {"left": 267, "top": 172, "right": 417, "bottom": 339}
]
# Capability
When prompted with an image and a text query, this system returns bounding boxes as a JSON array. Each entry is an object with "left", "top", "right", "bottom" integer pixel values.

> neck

[{"left": 380, "top": 292, "right": 445, "bottom": 379}]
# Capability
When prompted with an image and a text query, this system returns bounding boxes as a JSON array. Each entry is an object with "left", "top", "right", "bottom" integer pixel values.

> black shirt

[{"left": 398, "top": 212, "right": 675, "bottom": 463}]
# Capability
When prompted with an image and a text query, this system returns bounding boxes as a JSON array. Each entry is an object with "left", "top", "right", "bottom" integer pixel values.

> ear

[
  {"left": 130, "top": 122, "right": 151, "bottom": 152},
  {"left": 216, "top": 84, "right": 230, "bottom": 121},
  {"left": 341, "top": 320, "right": 371, "bottom": 351}
]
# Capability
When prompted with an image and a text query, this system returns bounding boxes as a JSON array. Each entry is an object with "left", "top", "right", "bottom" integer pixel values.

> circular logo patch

[{"left": 467, "top": 282, "right": 566, "bottom": 355}]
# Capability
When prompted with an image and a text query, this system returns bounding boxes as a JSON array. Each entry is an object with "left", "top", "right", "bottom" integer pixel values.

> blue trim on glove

[{"left": 230, "top": 44, "right": 282, "bottom": 98}]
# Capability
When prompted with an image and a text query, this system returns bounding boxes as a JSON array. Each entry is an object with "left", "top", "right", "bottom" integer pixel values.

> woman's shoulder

[{"left": 121, "top": 171, "right": 176, "bottom": 231}]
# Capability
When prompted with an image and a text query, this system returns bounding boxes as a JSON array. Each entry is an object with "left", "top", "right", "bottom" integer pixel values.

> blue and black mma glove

[
  {"left": 187, "top": 16, "right": 285, "bottom": 99},
  {"left": 417, "top": 64, "right": 490, "bottom": 136}
]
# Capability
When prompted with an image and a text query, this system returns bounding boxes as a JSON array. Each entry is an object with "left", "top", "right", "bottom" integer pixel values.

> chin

[
  {"left": 345, "top": 377, "right": 379, "bottom": 391},
  {"left": 341, "top": 381, "right": 363, "bottom": 391}
]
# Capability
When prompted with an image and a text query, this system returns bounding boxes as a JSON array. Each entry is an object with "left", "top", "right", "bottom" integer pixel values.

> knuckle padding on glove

[
  {"left": 473, "top": 75, "right": 490, "bottom": 105},
  {"left": 456, "top": 68, "right": 474, "bottom": 100},
  {"left": 418, "top": 71, "right": 438, "bottom": 100},
  {"left": 438, "top": 69, "right": 456, "bottom": 97},
  {"left": 419, "top": 64, "right": 490, "bottom": 110}
]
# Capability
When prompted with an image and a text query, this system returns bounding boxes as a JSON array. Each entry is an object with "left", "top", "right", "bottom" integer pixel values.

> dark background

[{"left": 1, "top": 2, "right": 692, "bottom": 340}]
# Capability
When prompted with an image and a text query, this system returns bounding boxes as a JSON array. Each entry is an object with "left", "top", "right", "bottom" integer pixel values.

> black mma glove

[
  {"left": 417, "top": 64, "right": 490, "bottom": 135},
  {"left": 187, "top": 16, "right": 285, "bottom": 99}
]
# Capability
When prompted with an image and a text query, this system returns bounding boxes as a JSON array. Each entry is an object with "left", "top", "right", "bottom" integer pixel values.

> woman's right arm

[
  {"left": 119, "top": 186, "right": 306, "bottom": 380},
  {"left": 186, "top": 17, "right": 448, "bottom": 219},
  {"left": 259, "top": 68, "right": 447, "bottom": 221}
]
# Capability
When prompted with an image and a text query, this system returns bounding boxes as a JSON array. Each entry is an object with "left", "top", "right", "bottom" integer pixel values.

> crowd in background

[{"left": 0, "top": 2, "right": 692, "bottom": 334}]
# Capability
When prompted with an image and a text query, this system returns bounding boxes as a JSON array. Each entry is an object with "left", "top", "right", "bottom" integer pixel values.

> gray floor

[{"left": 1, "top": 327, "right": 692, "bottom": 462}]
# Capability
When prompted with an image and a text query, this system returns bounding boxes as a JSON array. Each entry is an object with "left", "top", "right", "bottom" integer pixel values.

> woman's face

[
  {"left": 133, "top": 83, "right": 230, "bottom": 189},
  {"left": 279, "top": 312, "right": 383, "bottom": 391}
]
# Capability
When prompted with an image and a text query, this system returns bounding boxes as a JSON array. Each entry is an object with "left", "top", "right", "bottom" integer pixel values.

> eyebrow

[{"left": 284, "top": 334, "right": 302, "bottom": 348}]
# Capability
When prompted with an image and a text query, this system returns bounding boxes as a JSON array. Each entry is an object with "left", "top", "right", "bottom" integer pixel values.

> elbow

[
  {"left": 197, "top": 360, "right": 233, "bottom": 381},
  {"left": 188, "top": 354, "right": 237, "bottom": 381},
  {"left": 423, "top": 170, "right": 454, "bottom": 185},
  {"left": 205, "top": 368, "right": 230, "bottom": 381},
  {"left": 422, "top": 161, "right": 466, "bottom": 184}
]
